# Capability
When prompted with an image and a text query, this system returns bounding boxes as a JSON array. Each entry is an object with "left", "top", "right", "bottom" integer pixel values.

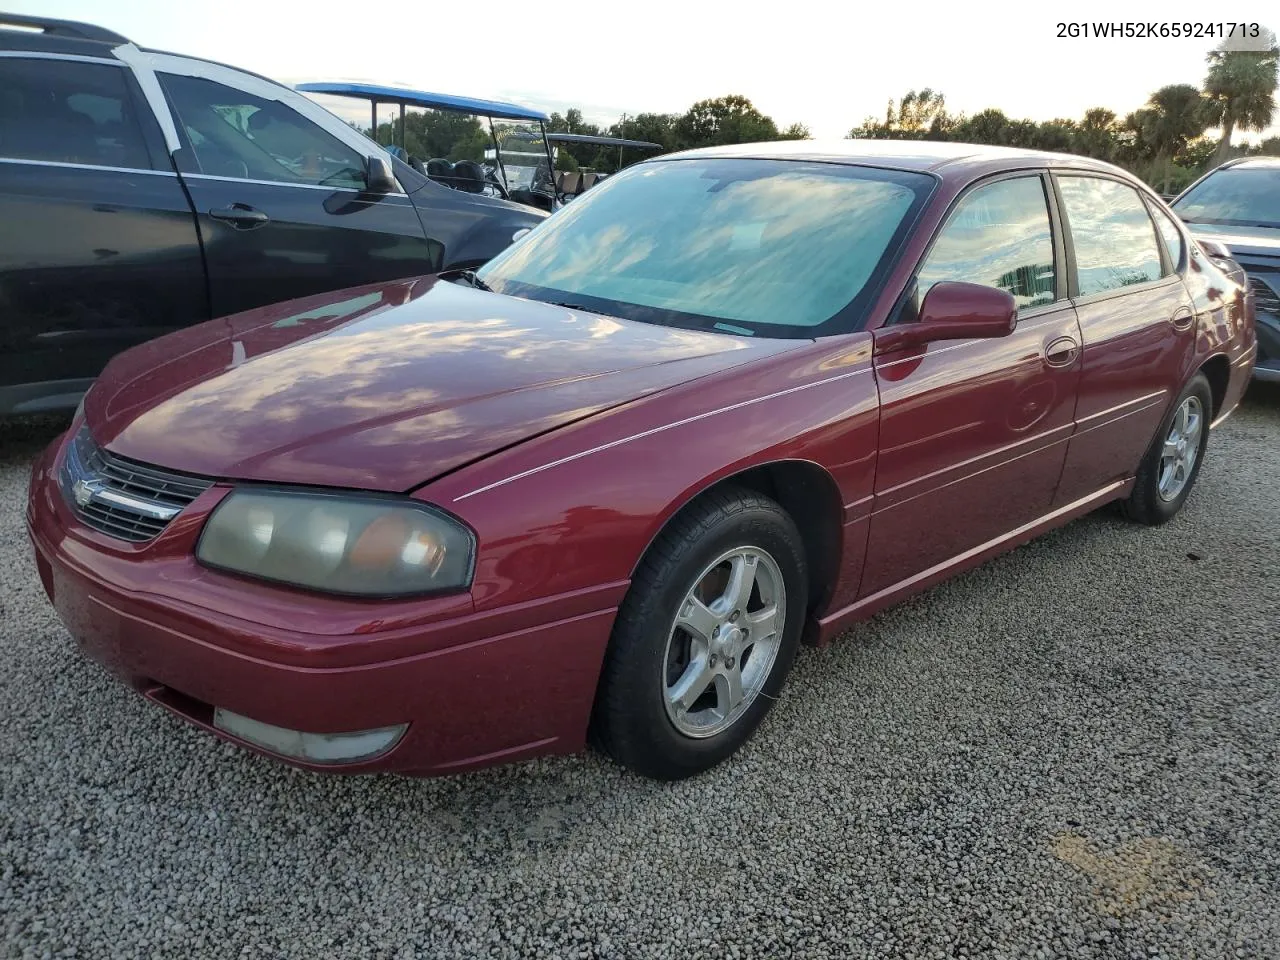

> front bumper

[{"left": 26, "top": 437, "right": 617, "bottom": 776}]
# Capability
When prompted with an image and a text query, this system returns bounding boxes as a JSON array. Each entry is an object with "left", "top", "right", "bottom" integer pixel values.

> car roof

[
  {"left": 659, "top": 138, "right": 1129, "bottom": 179},
  {"left": 0, "top": 13, "right": 129, "bottom": 57},
  {"left": 1216, "top": 156, "right": 1280, "bottom": 170}
]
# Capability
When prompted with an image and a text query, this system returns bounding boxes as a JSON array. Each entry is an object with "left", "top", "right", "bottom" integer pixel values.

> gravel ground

[{"left": 1, "top": 384, "right": 1278, "bottom": 960}]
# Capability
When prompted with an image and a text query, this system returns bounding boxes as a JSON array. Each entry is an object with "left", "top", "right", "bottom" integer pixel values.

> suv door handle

[
  {"left": 1045, "top": 335, "right": 1079, "bottom": 368},
  {"left": 209, "top": 204, "right": 269, "bottom": 228}
]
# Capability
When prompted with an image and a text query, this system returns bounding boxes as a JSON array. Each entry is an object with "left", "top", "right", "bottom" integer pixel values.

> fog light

[{"left": 213, "top": 709, "right": 406, "bottom": 764}]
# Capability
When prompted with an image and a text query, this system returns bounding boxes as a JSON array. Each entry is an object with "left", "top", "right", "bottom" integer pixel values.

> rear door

[
  {"left": 156, "top": 69, "right": 443, "bottom": 318},
  {"left": 1051, "top": 174, "right": 1197, "bottom": 506},
  {"left": 862, "top": 173, "right": 1082, "bottom": 597},
  {"left": 0, "top": 54, "right": 206, "bottom": 411}
]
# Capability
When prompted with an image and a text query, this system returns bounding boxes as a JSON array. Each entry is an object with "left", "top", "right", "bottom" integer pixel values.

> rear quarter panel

[{"left": 1183, "top": 242, "right": 1256, "bottom": 413}]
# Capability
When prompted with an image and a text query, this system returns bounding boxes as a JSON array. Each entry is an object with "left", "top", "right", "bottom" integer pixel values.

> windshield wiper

[
  {"left": 544, "top": 300, "right": 595, "bottom": 311},
  {"left": 446, "top": 269, "right": 492, "bottom": 292}
]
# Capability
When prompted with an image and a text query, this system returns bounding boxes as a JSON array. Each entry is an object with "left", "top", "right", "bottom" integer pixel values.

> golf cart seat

[
  {"left": 451, "top": 160, "right": 486, "bottom": 193},
  {"left": 426, "top": 158, "right": 454, "bottom": 184},
  {"left": 557, "top": 171, "right": 581, "bottom": 196}
]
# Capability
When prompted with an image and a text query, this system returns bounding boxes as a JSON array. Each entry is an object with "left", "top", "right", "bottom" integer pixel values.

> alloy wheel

[
  {"left": 661, "top": 546, "right": 786, "bottom": 738},
  {"left": 1157, "top": 395, "right": 1203, "bottom": 502}
]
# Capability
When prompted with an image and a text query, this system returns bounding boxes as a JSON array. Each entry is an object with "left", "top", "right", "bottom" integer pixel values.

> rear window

[
  {"left": 0, "top": 58, "right": 150, "bottom": 169},
  {"left": 1058, "top": 176, "right": 1163, "bottom": 297}
]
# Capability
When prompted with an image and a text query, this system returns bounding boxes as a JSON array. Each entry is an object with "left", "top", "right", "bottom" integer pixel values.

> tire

[
  {"left": 1123, "top": 372, "right": 1213, "bottom": 526},
  {"left": 591, "top": 486, "right": 808, "bottom": 780}
]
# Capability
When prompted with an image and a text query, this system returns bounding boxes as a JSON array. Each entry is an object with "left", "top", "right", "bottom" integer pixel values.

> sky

[{"left": 13, "top": 0, "right": 1279, "bottom": 141}]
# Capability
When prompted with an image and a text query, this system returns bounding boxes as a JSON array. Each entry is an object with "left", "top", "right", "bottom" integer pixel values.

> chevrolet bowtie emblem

[{"left": 72, "top": 477, "right": 103, "bottom": 507}]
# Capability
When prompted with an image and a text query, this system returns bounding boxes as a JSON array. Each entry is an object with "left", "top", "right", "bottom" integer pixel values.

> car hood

[
  {"left": 1184, "top": 222, "right": 1280, "bottom": 259},
  {"left": 89, "top": 277, "right": 789, "bottom": 492}
]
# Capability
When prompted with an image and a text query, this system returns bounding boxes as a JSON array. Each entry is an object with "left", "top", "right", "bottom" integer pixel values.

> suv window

[
  {"left": 159, "top": 74, "right": 367, "bottom": 189},
  {"left": 1058, "top": 177, "right": 1163, "bottom": 296},
  {"left": 1150, "top": 205, "right": 1185, "bottom": 273},
  {"left": 0, "top": 58, "right": 150, "bottom": 169},
  {"left": 917, "top": 176, "right": 1056, "bottom": 313}
]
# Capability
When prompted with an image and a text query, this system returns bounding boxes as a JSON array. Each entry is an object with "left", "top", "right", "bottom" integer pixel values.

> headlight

[{"left": 197, "top": 489, "right": 474, "bottom": 597}]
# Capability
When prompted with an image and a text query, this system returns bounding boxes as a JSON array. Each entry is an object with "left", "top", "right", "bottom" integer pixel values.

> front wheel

[
  {"left": 591, "top": 487, "right": 808, "bottom": 780},
  {"left": 1123, "top": 372, "right": 1212, "bottom": 525}
]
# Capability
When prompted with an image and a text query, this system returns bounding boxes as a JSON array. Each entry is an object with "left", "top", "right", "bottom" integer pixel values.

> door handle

[
  {"left": 209, "top": 204, "right": 269, "bottom": 228},
  {"left": 1171, "top": 306, "right": 1195, "bottom": 331},
  {"left": 1044, "top": 336, "right": 1079, "bottom": 368}
]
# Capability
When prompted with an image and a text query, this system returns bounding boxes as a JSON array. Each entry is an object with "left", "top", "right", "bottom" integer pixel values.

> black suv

[
  {"left": 0, "top": 14, "right": 546, "bottom": 415},
  {"left": 1172, "top": 157, "right": 1280, "bottom": 383}
]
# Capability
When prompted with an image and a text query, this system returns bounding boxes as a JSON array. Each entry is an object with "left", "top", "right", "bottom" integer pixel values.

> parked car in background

[
  {"left": 0, "top": 14, "right": 545, "bottom": 416},
  {"left": 27, "top": 141, "right": 1255, "bottom": 781},
  {"left": 1172, "top": 157, "right": 1280, "bottom": 382}
]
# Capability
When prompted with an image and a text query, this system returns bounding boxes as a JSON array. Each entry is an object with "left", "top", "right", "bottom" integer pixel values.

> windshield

[
  {"left": 477, "top": 158, "right": 932, "bottom": 338},
  {"left": 1174, "top": 167, "right": 1280, "bottom": 227},
  {"left": 492, "top": 122, "right": 553, "bottom": 195}
]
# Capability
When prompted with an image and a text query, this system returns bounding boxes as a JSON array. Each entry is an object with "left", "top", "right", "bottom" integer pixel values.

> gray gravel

[{"left": 2, "top": 385, "right": 1279, "bottom": 960}]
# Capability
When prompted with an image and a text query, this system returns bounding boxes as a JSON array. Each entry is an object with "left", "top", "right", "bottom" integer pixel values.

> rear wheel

[
  {"left": 1123, "top": 373, "right": 1212, "bottom": 525},
  {"left": 591, "top": 487, "right": 807, "bottom": 780}
]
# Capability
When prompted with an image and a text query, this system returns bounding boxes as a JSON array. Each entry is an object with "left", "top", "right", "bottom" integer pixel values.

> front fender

[{"left": 419, "top": 336, "right": 880, "bottom": 615}]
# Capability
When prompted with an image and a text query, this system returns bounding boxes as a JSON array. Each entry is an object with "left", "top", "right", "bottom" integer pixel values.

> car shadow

[{"left": 0, "top": 414, "right": 71, "bottom": 468}]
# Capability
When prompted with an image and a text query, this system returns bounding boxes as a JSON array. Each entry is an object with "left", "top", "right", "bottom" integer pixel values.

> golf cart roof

[
  {"left": 296, "top": 82, "right": 549, "bottom": 123},
  {"left": 546, "top": 132, "right": 663, "bottom": 151}
]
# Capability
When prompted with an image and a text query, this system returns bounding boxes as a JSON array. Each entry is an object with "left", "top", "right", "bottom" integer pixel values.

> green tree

[
  {"left": 1204, "top": 28, "right": 1279, "bottom": 165},
  {"left": 1179, "top": 136, "right": 1219, "bottom": 169},
  {"left": 1125, "top": 85, "right": 1211, "bottom": 190},
  {"left": 848, "top": 88, "right": 951, "bottom": 139},
  {"left": 778, "top": 122, "right": 811, "bottom": 140},
  {"left": 1030, "top": 119, "right": 1077, "bottom": 152},
  {"left": 952, "top": 108, "right": 1012, "bottom": 144},
  {"left": 675, "top": 95, "right": 778, "bottom": 148},
  {"left": 368, "top": 109, "right": 490, "bottom": 162},
  {"left": 610, "top": 112, "right": 678, "bottom": 150},
  {"left": 1073, "top": 108, "right": 1120, "bottom": 161}
]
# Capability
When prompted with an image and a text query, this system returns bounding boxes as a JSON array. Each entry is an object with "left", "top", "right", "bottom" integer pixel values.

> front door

[
  {"left": 157, "top": 71, "right": 443, "bottom": 318},
  {"left": 0, "top": 56, "right": 206, "bottom": 409},
  {"left": 1050, "top": 174, "right": 1198, "bottom": 505},
  {"left": 862, "top": 173, "right": 1082, "bottom": 598}
]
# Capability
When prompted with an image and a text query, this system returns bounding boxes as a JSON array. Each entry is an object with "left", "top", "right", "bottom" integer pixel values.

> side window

[
  {"left": 1058, "top": 177, "right": 1163, "bottom": 296},
  {"left": 917, "top": 176, "right": 1056, "bottom": 313},
  {"left": 0, "top": 58, "right": 150, "bottom": 169},
  {"left": 158, "top": 74, "right": 366, "bottom": 189},
  {"left": 1150, "top": 205, "right": 1185, "bottom": 274}
]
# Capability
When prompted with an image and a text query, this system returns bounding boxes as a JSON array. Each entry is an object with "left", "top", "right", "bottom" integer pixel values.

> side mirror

[
  {"left": 1197, "top": 238, "right": 1233, "bottom": 261},
  {"left": 876, "top": 281, "right": 1017, "bottom": 354},
  {"left": 365, "top": 155, "right": 397, "bottom": 194}
]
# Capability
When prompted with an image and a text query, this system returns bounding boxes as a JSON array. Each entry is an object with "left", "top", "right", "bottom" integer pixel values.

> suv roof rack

[{"left": 0, "top": 13, "right": 129, "bottom": 44}]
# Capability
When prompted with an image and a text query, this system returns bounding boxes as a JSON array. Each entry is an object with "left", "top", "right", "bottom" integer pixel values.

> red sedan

[{"left": 27, "top": 141, "right": 1256, "bottom": 780}]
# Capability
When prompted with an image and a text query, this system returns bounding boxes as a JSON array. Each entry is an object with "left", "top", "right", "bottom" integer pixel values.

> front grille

[
  {"left": 1250, "top": 275, "right": 1280, "bottom": 315},
  {"left": 59, "top": 427, "right": 213, "bottom": 542}
]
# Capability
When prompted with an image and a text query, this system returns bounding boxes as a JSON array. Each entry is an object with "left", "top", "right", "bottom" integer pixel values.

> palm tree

[
  {"left": 1074, "top": 108, "right": 1119, "bottom": 161},
  {"left": 1204, "top": 28, "right": 1279, "bottom": 165},
  {"left": 1127, "top": 85, "right": 1211, "bottom": 192}
]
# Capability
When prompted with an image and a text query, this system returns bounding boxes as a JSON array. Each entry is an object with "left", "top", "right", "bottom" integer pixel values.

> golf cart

[
  {"left": 297, "top": 82, "right": 560, "bottom": 212},
  {"left": 545, "top": 132, "right": 664, "bottom": 201}
]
